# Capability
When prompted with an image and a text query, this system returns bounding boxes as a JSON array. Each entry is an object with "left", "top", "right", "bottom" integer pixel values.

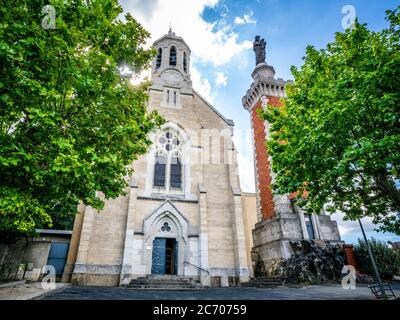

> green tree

[
  {"left": 354, "top": 238, "right": 400, "bottom": 279},
  {"left": 262, "top": 7, "right": 400, "bottom": 234},
  {"left": 0, "top": 0, "right": 163, "bottom": 238}
]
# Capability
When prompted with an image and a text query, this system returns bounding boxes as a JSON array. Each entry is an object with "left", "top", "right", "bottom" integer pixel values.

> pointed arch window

[
  {"left": 183, "top": 52, "right": 187, "bottom": 73},
  {"left": 169, "top": 46, "right": 177, "bottom": 66},
  {"left": 153, "top": 129, "right": 183, "bottom": 190},
  {"left": 156, "top": 48, "right": 162, "bottom": 69},
  {"left": 170, "top": 154, "right": 182, "bottom": 188},
  {"left": 153, "top": 152, "right": 166, "bottom": 187}
]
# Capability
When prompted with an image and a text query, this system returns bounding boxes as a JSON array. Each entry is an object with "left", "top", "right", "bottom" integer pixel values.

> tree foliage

[
  {"left": 262, "top": 7, "right": 400, "bottom": 234},
  {"left": 354, "top": 238, "right": 400, "bottom": 279},
  {"left": 0, "top": 0, "right": 163, "bottom": 237}
]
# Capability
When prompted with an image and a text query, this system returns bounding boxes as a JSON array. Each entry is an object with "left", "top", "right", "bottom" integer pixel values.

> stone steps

[{"left": 127, "top": 275, "right": 202, "bottom": 290}]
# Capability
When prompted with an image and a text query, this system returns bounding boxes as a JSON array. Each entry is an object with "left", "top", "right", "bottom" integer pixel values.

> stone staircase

[
  {"left": 242, "top": 276, "right": 283, "bottom": 288},
  {"left": 127, "top": 275, "right": 202, "bottom": 290}
]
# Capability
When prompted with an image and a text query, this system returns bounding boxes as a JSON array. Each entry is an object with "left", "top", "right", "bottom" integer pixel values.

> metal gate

[{"left": 46, "top": 242, "right": 69, "bottom": 275}]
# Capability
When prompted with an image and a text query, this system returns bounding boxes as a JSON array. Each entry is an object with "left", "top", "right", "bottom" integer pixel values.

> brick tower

[{"left": 242, "top": 36, "right": 341, "bottom": 267}]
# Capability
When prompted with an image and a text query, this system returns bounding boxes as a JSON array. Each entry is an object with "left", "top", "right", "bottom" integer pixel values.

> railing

[
  {"left": 184, "top": 261, "right": 210, "bottom": 274},
  {"left": 368, "top": 283, "right": 396, "bottom": 299}
]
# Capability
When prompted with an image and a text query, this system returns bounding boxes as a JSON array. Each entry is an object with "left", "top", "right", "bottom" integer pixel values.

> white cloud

[
  {"left": 330, "top": 212, "right": 375, "bottom": 236},
  {"left": 232, "top": 127, "right": 255, "bottom": 193},
  {"left": 122, "top": 0, "right": 161, "bottom": 19},
  {"left": 129, "top": 68, "right": 151, "bottom": 85},
  {"left": 120, "top": 0, "right": 252, "bottom": 66},
  {"left": 237, "top": 152, "right": 255, "bottom": 193},
  {"left": 234, "top": 16, "right": 246, "bottom": 25},
  {"left": 190, "top": 65, "right": 214, "bottom": 103},
  {"left": 215, "top": 72, "right": 228, "bottom": 87},
  {"left": 234, "top": 11, "right": 257, "bottom": 25}
]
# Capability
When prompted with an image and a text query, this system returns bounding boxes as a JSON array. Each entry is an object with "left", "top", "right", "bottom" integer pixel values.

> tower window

[
  {"left": 169, "top": 46, "right": 177, "bottom": 66},
  {"left": 173, "top": 91, "right": 177, "bottom": 105},
  {"left": 183, "top": 52, "right": 187, "bottom": 73},
  {"left": 156, "top": 48, "right": 162, "bottom": 69}
]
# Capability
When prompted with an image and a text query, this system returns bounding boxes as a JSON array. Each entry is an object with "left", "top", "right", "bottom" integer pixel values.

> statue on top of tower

[{"left": 253, "top": 35, "right": 266, "bottom": 65}]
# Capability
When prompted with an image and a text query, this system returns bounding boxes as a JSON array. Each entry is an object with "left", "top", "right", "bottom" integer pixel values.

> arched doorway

[
  {"left": 151, "top": 237, "right": 178, "bottom": 275},
  {"left": 143, "top": 200, "right": 190, "bottom": 276}
]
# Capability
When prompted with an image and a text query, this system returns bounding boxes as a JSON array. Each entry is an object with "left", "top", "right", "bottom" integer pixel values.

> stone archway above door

[
  {"left": 141, "top": 200, "right": 189, "bottom": 276},
  {"left": 141, "top": 200, "right": 189, "bottom": 239}
]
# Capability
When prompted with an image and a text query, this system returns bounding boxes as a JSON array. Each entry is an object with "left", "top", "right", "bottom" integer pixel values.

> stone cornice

[
  {"left": 242, "top": 63, "right": 293, "bottom": 112},
  {"left": 153, "top": 33, "right": 191, "bottom": 53}
]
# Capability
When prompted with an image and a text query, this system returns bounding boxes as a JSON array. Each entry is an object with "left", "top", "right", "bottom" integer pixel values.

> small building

[{"left": 0, "top": 229, "right": 71, "bottom": 282}]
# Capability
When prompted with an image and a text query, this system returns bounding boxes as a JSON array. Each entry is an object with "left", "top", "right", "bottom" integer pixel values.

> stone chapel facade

[
  {"left": 62, "top": 30, "right": 252, "bottom": 287},
  {"left": 62, "top": 32, "right": 342, "bottom": 287}
]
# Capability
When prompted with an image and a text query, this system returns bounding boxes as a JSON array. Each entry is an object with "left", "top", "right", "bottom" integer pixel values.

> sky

[{"left": 119, "top": 0, "right": 399, "bottom": 245}]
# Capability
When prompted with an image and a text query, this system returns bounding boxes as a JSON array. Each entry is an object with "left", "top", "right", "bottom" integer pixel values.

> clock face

[{"left": 161, "top": 70, "right": 183, "bottom": 86}]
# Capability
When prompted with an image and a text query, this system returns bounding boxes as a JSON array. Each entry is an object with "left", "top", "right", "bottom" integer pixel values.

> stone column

[
  {"left": 297, "top": 207, "right": 309, "bottom": 240},
  {"left": 225, "top": 133, "right": 250, "bottom": 283},
  {"left": 311, "top": 212, "right": 322, "bottom": 239},
  {"left": 61, "top": 203, "right": 85, "bottom": 283},
  {"left": 231, "top": 192, "right": 250, "bottom": 283},
  {"left": 119, "top": 177, "right": 138, "bottom": 285},
  {"left": 198, "top": 184, "right": 210, "bottom": 287},
  {"left": 71, "top": 204, "right": 96, "bottom": 285}
]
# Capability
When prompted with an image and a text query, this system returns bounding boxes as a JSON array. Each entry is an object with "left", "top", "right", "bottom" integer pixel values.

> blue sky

[{"left": 120, "top": 0, "right": 399, "bottom": 244}]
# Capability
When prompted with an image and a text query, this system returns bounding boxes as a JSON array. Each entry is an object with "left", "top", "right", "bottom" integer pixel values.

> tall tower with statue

[{"left": 242, "top": 36, "right": 342, "bottom": 271}]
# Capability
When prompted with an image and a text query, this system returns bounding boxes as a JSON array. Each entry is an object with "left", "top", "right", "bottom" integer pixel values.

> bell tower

[{"left": 151, "top": 29, "right": 192, "bottom": 96}]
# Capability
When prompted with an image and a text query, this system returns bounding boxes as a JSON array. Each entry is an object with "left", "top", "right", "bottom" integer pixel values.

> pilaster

[
  {"left": 120, "top": 177, "right": 138, "bottom": 285},
  {"left": 198, "top": 184, "right": 210, "bottom": 286},
  {"left": 61, "top": 203, "right": 85, "bottom": 283},
  {"left": 71, "top": 203, "right": 96, "bottom": 285}
]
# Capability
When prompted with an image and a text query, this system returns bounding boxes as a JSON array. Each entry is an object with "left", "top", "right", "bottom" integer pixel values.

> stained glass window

[{"left": 153, "top": 129, "right": 183, "bottom": 190}]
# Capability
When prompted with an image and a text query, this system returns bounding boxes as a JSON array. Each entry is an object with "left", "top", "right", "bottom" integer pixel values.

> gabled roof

[{"left": 193, "top": 89, "right": 234, "bottom": 127}]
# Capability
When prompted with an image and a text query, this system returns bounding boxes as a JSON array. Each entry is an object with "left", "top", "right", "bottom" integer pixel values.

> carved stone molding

[{"left": 161, "top": 69, "right": 184, "bottom": 86}]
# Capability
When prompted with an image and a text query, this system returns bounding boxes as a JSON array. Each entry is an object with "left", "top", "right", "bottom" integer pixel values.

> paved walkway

[
  {"left": 38, "top": 282, "right": 400, "bottom": 300},
  {"left": 0, "top": 281, "right": 69, "bottom": 300},
  {"left": 1, "top": 281, "right": 398, "bottom": 300}
]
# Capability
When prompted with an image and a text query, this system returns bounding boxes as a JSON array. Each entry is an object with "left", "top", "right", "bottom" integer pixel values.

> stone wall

[
  {"left": 0, "top": 232, "right": 71, "bottom": 283},
  {"left": 22, "top": 240, "right": 51, "bottom": 281},
  {"left": 318, "top": 215, "right": 341, "bottom": 241},
  {"left": 241, "top": 193, "right": 257, "bottom": 278},
  {"left": 252, "top": 211, "right": 304, "bottom": 264},
  {"left": 0, "top": 239, "right": 27, "bottom": 282}
]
